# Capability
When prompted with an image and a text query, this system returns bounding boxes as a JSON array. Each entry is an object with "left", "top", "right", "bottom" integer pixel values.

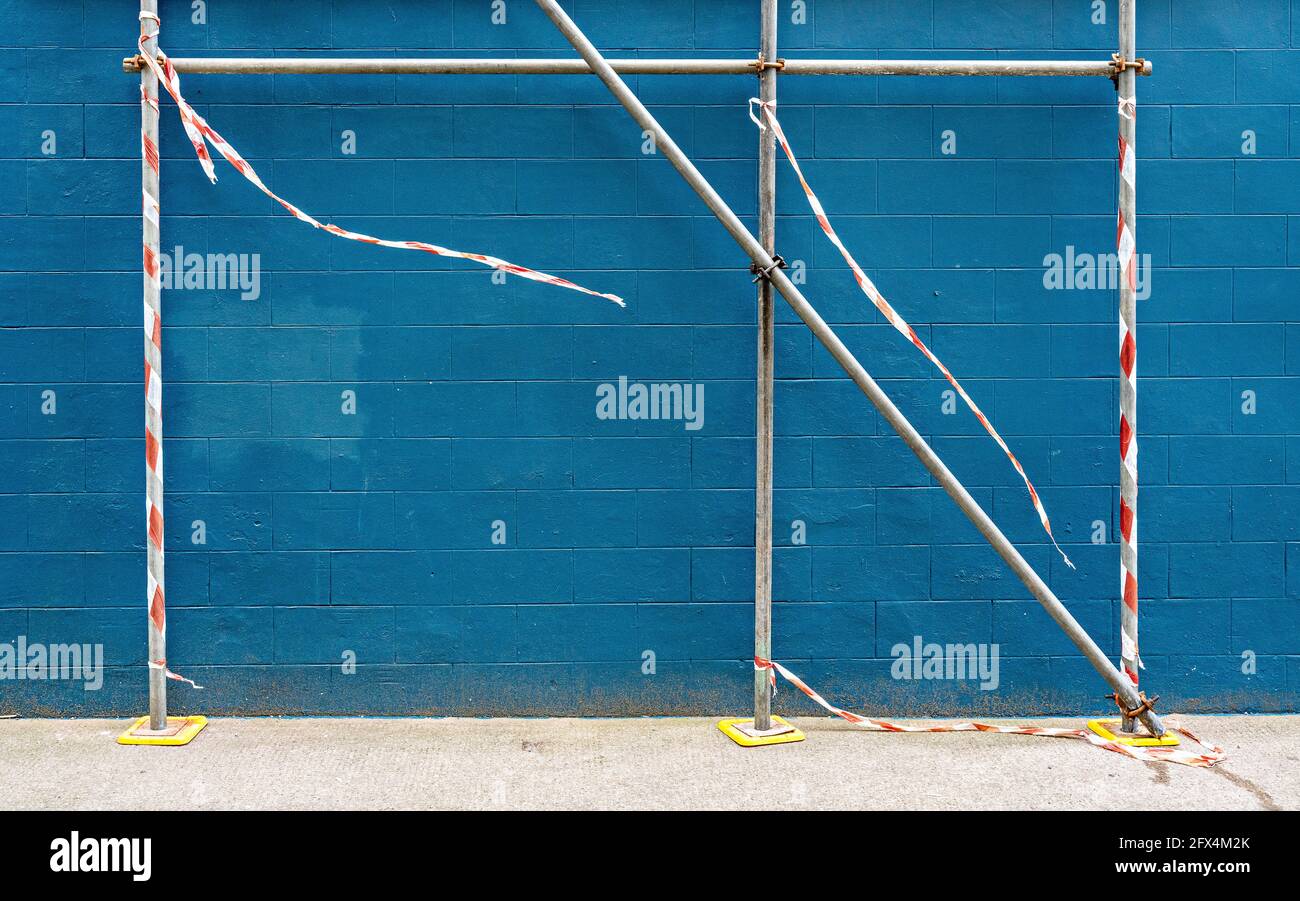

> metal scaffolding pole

[
  {"left": 1117, "top": 0, "right": 1141, "bottom": 733},
  {"left": 535, "top": 0, "right": 1165, "bottom": 739},
  {"left": 122, "top": 56, "right": 1150, "bottom": 78},
  {"left": 140, "top": 0, "right": 167, "bottom": 732},
  {"left": 753, "top": 0, "right": 778, "bottom": 734}
]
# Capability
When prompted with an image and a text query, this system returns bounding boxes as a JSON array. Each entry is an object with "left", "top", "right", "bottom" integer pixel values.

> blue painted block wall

[{"left": 0, "top": 0, "right": 1297, "bottom": 716}]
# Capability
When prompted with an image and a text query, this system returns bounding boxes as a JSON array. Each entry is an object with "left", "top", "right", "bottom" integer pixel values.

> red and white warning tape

[
  {"left": 748, "top": 98, "right": 1219, "bottom": 766},
  {"left": 134, "top": 20, "right": 623, "bottom": 307},
  {"left": 1116, "top": 95, "right": 1141, "bottom": 685},
  {"left": 149, "top": 659, "right": 203, "bottom": 690},
  {"left": 756, "top": 657, "right": 1226, "bottom": 767},
  {"left": 134, "top": 9, "right": 620, "bottom": 690},
  {"left": 140, "top": 12, "right": 197, "bottom": 691},
  {"left": 750, "top": 99, "right": 1072, "bottom": 569}
]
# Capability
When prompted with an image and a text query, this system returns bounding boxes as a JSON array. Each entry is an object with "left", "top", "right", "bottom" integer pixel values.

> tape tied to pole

[
  {"left": 149, "top": 660, "right": 203, "bottom": 690},
  {"left": 749, "top": 98, "right": 1074, "bottom": 569},
  {"left": 754, "top": 656, "right": 1225, "bottom": 768},
  {"left": 139, "top": 8, "right": 201, "bottom": 694},
  {"left": 1116, "top": 93, "right": 1141, "bottom": 685},
  {"left": 134, "top": 13, "right": 621, "bottom": 700},
  {"left": 133, "top": 21, "right": 624, "bottom": 306}
]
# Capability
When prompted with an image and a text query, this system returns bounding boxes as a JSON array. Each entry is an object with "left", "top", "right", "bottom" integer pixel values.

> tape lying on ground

[
  {"left": 750, "top": 99, "right": 1072, "bottom": 569},
  {"left": 135, "top": 20, "right": 623, "bottom": 307},
  {"left": 755, "top": 656, "right": 1226, "bottom": 768}
]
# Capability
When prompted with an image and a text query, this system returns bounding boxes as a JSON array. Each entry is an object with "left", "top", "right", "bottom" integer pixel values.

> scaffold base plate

[
  {"left": 1088, "top": 718, "right": 1180, "bottom": 747},
  {"left": 117, "top": 715, "right": 208, "bottom": 746},
  {"left": 717, "top": 715, "right": 806, "bottom": 747}
]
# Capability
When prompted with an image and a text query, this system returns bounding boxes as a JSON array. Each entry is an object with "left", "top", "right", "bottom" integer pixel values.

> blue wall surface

[{"left": 0, "top": 0, "right": 1297, "bottom": 716}]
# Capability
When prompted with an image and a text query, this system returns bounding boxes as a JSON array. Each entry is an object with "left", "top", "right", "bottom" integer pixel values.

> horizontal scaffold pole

[
  {"left": 122, "top": 56, "right": 1150, "bottom": 77},
  {"left": 535, "top": 0, "right": 1166, "bottom": 739}
]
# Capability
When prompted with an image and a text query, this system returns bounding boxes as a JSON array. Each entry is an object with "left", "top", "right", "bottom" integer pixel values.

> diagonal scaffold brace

[{"left": 534, "top": 0, "right": 1167, "bottom": 740}]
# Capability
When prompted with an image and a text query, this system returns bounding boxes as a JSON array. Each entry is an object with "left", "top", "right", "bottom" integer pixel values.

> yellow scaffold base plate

[
  {"left": 1088, "top": 718, "right": 1180, "bottom": 748},
  {"left": 117, "top": 715, "right": 208, "bottom": 746},
  {"left": 717, "top": 715, "right": 806, "bottom": 747}
]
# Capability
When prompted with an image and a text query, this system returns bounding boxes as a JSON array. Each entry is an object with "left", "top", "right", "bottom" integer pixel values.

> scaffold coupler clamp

[
  {"left": 1107, "top": 690, "right": 1161, "bottom": 732},
  {"left": 1109, "top": 52, "right": 1146, "bottom": 88},
  {"left": 753, "top": 52, "right": 786, "bottom": 73},
  {"left": 750, "top": 254, "right": 786, "bottom": 284}
]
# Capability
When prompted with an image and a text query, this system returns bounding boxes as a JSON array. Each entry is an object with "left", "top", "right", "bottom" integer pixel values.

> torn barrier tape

[
  {"left": 136, "top": 9, "right": 616, "bottom": 692},
  {"left": 750, "top": 98, "right": 1073, "bottom": 570},
  {"left": 1117, "top": 94, "right": 1141, "bottom": 685},
  {"left": 135, "top": 23, "right": 623, "bottom": 307},
  {"left": 149, "top": 659, "right": 203, "bottom": 690},
  {"left": 755, "top": 656, "right": 1226, "bottom": 768}
]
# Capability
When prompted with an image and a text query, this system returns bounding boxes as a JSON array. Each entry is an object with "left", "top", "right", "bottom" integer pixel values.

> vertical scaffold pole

[
  {"left": 140, "top": 0, "right": 167, "bottom": 731},
  {"left": 753, "top": 0, "right": 779, "bottom": 733},
  {"left": 1117, "top": 0, "right": 1140, "bottom": 733}
]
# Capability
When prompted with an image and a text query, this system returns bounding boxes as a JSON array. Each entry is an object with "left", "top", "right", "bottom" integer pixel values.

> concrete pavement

[{"left": 1, "top": 715, "right": 1295, "bottom": 810}]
